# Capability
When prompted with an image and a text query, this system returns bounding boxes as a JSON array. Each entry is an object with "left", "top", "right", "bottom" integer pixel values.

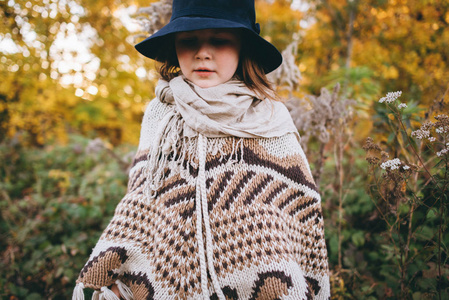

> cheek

[
  {"left": 220, "top": 48, "right": 240, "bottom": 75},
  {"left": 176, "top": 48, "right": 191, "bottom": 70}
]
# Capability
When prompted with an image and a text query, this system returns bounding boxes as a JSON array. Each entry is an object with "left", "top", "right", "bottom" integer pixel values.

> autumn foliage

[{"left": 1, "top": 0, "right": 448, "bottom": 299}]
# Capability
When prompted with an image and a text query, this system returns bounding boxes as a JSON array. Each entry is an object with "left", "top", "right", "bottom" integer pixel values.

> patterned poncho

[{"left": 73, "top": 79, "right": 330, "bottom": 300}]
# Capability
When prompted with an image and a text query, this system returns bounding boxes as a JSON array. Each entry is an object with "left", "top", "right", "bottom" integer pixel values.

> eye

[
  {"left": 210, "top": 38, "right": 232, "bottom": 46},
  {"left": 176, "top": 37, "right": 197, "bottom": 47}
]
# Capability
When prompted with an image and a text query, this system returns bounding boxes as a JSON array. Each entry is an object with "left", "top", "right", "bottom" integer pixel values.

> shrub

[{"left": 0, "top": 135, "right": 135, "bottom": 299}]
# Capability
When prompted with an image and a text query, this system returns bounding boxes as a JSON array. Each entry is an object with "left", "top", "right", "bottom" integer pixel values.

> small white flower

[
  {"left": 428, "top": 137, "right": 436, "bottom": 142},
  {"left": 403, "top": 165, "right": 410, "bottom": 170},
  {"left": 436, "top": 126, "right": 449, "bottom": 134},
  {"left": 398, "top": 103, "right": 407, "bottom": 109},
  {"left": 421, "top": 121, "right": 433, "bottom": 131},
  {"left": 437, "top": 149, "right": 448, "bottom": 157},
  {"left": 379, "top": 91, "right": 402, "bottom": 103},
  {"left": 380, "top": 158, "right": 402, "bottom": 170},
  {"left": 411, "top": 129, "right": 430, "bottom": 140}
]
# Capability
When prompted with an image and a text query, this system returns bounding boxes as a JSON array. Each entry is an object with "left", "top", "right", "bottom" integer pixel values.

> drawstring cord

[
  {"left": 197, "top": 134, "right": 225, "bottom": 300},
  {"left": 145, "top": 109, "right": 224, "bottom": 298},
  {"left": 195, "top": 134, "right": 209, "bottom": 299}
]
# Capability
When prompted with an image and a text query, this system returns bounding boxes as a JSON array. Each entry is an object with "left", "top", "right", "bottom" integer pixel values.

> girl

[{"left": 73, "top": 0, "right": 330, "bottom": 299}]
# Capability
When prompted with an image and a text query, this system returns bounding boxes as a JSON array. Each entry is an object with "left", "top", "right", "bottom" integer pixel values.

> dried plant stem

[
  {"left": 393, "top": 110, "right": 439, "bottom": 187},
  {"left": 401, "top": 202, "right": 415, "bottom": 298},
  {"left": 369, "top": 168, "right": 392, "bottom": 227},
  {"left": 438, "top": 206, "right": 442, "bottom": 300},
  {"left": 437, "top": 157, "right": 448, "bottom": 300},
  {"left": 334, "top": 128, "right": 344, "bottom": 269},
  {"left": 314, "top": 142, "right": 326, "bottom": 189},
  {"left": 369, "top": 167, "right": 405, "bottom": 292}
]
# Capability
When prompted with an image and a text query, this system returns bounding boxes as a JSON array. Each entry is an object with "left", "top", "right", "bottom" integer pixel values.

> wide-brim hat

[{"left": 135, "top": 0, "right": 283, "bottom": 74}]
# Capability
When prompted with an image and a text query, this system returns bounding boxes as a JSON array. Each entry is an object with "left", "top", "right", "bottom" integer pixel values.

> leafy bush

[
  {"left": 0, "top": 135, "right": 135, "bottom": 299},
  {"left": 360, "top": 92, "right": 449, "bottom": 299}
]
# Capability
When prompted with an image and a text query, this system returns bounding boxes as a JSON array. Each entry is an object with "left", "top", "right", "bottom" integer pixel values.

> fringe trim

[
  {"left": 72, "top": 282, "right": 85, "bottom": 300},
  {"left": 72, "top": 280, "right": 132, "bottom": 300},
  {"left": 92, "top": 291, "right": 100, "bottom": 300},
  {"left": 99, "top": 286, "right": 120, "bottom": 300},
  {"left": 144, "top": 108, "right": 184, "bottom": 199},
  {"left": 144, "top": 108, "right": 246, "bottom": 199},
  {"left": 116, "top": 279, "right": 134, "bottom": 300}
]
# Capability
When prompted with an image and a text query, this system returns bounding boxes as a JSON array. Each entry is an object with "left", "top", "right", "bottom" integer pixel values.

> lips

[
  {"left": 194, "top": 68, "right": 213, "bottom": 72},
  {"left": 194, "top": 68, "right": 214, "bottom": 76}
]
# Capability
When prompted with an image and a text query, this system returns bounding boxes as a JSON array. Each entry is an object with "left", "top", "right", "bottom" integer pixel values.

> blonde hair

[{"left": 156, "top": 34, "right": 279, "bottom": 101}]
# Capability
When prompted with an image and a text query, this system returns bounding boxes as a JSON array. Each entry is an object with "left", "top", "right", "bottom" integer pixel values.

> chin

[
  {"left": 192, "top": 80, "right": 220, "bottom": 89},
  {"left": 197, "top": 83, "right": 218, "bottom": 88}
]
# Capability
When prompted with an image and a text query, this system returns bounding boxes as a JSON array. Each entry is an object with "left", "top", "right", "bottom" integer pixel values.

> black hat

[{"left": 134, "top": 0, "right": 283, "bottom": 74}]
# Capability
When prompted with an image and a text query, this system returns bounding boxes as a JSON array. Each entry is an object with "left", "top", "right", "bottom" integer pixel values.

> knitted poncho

[{"left": 73, "top": 81, "right": 330, "bottom": 300}]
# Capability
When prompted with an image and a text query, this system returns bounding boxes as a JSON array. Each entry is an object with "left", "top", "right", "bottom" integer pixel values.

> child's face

[{"left": 175, "top": 29, "right": 241, "bottom": 88}]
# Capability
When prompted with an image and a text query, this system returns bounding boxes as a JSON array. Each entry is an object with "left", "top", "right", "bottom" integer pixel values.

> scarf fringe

[
  {"left": 116, "top": 280, "right": 134, "bottom": 300},
  {"left": 92, "top": 291, "right": 100, "bottom": 300},
  {"left": 72, "top": 282, "right": 132, "bottom": 300},
  {"left": 145, "top": 134, "right": 246, "bottom": 197},
  {"left": 72, "top": 283, "right": 85, "bottom": 300},
  {"left": 144, "top": 103, "right": 246, "bottom": 198},
  {"left": 99, "top": 286, "right": 120, "bottom": 300}
]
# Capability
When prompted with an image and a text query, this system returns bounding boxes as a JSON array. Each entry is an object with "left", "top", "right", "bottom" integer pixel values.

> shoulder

[
  {"left": 255, "top": 133, "right": 304, "bottom": 158},
  {"left": 252, "top": 133, "right": 315, "bottom": 184},
  {"left": 142, "top": 97, "right": 172, "bottom": 121},
  {"left": 137, "top": 98, "right": 173, "bottom": 152}
]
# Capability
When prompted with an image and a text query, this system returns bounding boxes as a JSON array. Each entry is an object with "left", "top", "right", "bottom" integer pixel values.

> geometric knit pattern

[{"left": 75, "top": 99, "right": 331, "bottom": 299}]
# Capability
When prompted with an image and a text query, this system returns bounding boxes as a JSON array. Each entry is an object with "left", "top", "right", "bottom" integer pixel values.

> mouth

[{"left": 194, "top": 68, "right": 214, "bottom": 76}]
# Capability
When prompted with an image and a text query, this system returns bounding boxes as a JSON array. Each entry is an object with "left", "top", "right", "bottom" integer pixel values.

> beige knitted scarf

[
  {"left": 156, "top": 76, "right": 298, "bottom": 138},
  {"left": 146, "top": 76, "right": 299, "bottom": 195}
]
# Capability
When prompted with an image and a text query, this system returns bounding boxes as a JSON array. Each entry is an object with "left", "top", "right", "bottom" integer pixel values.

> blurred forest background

[{"left": 1, "top": 0, "right": 448, "bottom": 299}]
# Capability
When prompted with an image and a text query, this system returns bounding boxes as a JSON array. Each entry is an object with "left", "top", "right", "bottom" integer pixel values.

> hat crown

[{"left": 171, "top": 0, "right": 257, "bottom": 33}]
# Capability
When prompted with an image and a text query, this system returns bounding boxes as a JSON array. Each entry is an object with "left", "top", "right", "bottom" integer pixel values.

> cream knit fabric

[
  {"left": 158, "top": 76, "right": 298, "bottom": 139},
  {"left": 73, "top": 79, "right": 331, "bottom": 300}
]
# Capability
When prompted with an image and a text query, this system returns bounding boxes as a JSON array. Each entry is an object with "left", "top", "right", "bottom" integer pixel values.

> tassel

[
  {"left": 92, "top": 291, "right": 100, "bottom": 300},
  {"left": 116, "top": 280, "right": 134, "bottom": 300},
  {"left": 72, "top": 282, "right": 85, "bottom": 300},
  {"left": 100, "top": 286, "right": 120, "bottom": 300}
]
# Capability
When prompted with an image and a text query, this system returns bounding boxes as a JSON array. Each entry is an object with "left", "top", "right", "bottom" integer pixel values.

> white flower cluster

[
  {"left": 436, "top": 126, "right": 449, "bottom": 134},
  {"left": 398, "top": 103, "right": 407, "bottom": 109},
  {"left": 435, "top": 114, "right": 448, "bottom": 120},
  {"left": 436, "top": 143, "right": 449, "bottom": 157},
  {"left": 411, "top": 129, "right": 430, "bottom": 140},
  {"left": 421, "top": 121, "right": 434, "bottom": 131},
  {"left": 429, "top": 137, "right": 436, "bottom": 142},
  {"left": 380, "top": 158, "right": 402, "bottom": 170},
  {"left": 379, "top": 91, "right": 402, "bottom": 103},
  {"left": 437, "top": 149, "right": 448, "bottom": 157}
]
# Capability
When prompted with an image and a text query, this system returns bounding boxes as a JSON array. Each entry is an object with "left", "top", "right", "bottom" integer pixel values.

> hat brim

[{"left": 134, "top": 16, "right": 282, "bottom": 74}]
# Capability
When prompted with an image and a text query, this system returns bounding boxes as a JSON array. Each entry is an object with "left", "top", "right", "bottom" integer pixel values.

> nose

[{"left": 195, "top": 41, "right": 212, "bottom": 60}]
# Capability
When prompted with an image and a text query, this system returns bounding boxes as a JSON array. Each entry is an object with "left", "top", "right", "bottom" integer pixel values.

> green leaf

[
  {"left": 352, "top": 231, "right": 365, "bottom": 247},
  {"left": 25, "top": 293, "right": 42, "bottom": 300}
]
